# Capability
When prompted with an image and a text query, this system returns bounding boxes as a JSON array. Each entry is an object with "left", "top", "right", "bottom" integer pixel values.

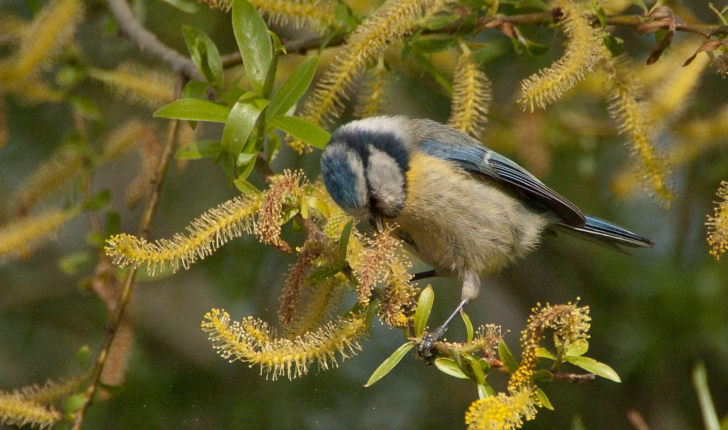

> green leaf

[
  {"left": 268, "top": 56, "right": 318, "bottom": 117},
  {"left": 267, "top": 115, "right": 331, "bottom": 149},
  {"left": 304, "top": 197, "right": 330, "bottom": 219},
  {"left": 461, "top": 310, "right": 474, "bottom": 344},
  {"left": 693, "top": 362, "right": 721, "bottom": 430},
  {"left": 424, "top": 12, "right": 460, "bottom": 30},
  {"left": 236, "top": 151, "right": 258, "bottom": 181},
  {"left": 221, "top": 92, "right": 269, "bottom": 156},
  {"left": 531, "top": 369, "right": 553, "bottom": 382},
  {"left": 536, "top": 347, "right": 556, "bottom": 360},
  {"left": 306, "top": 264, "right": 344, "bottom": 284},
  {"left": 339, "top": 219, "right": 353, "bottom": 261},
  {"left": 534, "top": 387, "right": 554, "bottom": 410},
  {"left": 434, "top": 357, "right": 469, "bottom": 379},
  {"left": 414, "top": 286, "right": 434, "bottom": 338},
  {"left": 65, "top": 393, "right": 88, "bottom": 414},
  {"left": 412, "top": 36, "right": 458, "bottom": 53},
  {"left": 515, "top": 0, "right": 549, "bottom": 11},
  {"left": 233, "top": 178, "right": 260, "bottom": 195},
  {"left": 477, "top": 383, "right": 495, "bottom": 399},
  {"left": 266, "top": 130, "right": 281, "bottom": 162},
  {"left": 464, "top": 354, "right": 486, "bottom": 385},
  {"left": 160, "top": 0, "right": 198, "bottom": 13},
  {"left": 154, "top": 99, "right": 231, "bottom": 123},
  {"left": 364, "top": 342, "right": 414, "bottom": 387},
  {"left": 182, "top": 81, "right": 210, "bottom": 100},
  {"left": 498, "top": 340, "right": 520, "bottom": 372},
  {"left": 59, "top": 251, "right": 94, "bottom": 275},
  {"left": 232, "top": 0, "right": 272, "bottom": 95},
  {"left": 175, "top": 140, "right": 222, "bottom": 160},
  {"left": 75, "top": 345, "right": 93, "bottom": 370},
  {"left": 564, "top": 339, "right": 589, "bottom": 358},
  {"left": 565, "top": 356, "right": 621, "bottom": 382},
  {"left": 410, "top": 50, "right": 452, "bottom": 94},
  {"left": 183, "top": 26, "right": 223, "bottom": 87},
  {"left": 82, "top": 190, "right": 111, "bottom": 211}
]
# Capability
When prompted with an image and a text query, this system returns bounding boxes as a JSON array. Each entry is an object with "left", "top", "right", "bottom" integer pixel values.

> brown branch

[
  {"left": 106, "top": 0, "right": 202, "bottom": 79},
  {"left": 220, "top": 34, "right": 345, "bottom": 69},
  {"left": 72, "top": 75, "right": 186, "bottom": 430}
]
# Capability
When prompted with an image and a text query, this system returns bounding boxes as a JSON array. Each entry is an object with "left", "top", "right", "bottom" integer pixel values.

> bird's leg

[
  {"left": 418, "top": 299, "right": 469, "bottom": 361},
  {"left": 412, "top": 269, "right": 437, "bottom": 281},
  {"left": 418, "top": 271, "right": 481, "bottom": 362}
]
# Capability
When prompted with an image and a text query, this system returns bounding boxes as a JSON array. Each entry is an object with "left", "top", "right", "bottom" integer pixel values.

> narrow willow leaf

[
  {"left": 267, "top": 115, "right": 330, "bottom": 149},
  {"left": 497, "top": 340, "right": 520, "bottom": 373},
  {"left": 434, "top": 357, "right": 469, "bottom": 379},
  {"left": 565, "top": 356, "right": 621, "bottom": 383},
  {"left": 536, "top": 347, "right": 556, "bottom": 360},
  {"left": 461, "top": 310, "right": 474, "bottom": 344},
  {"left": 160, "top": 0, "right": 198, "bottom": 13},
  {"left": 268, "top": 56, "right": 318, "bottom": 117},
  {"left": 221, "top": 93, "right": 269, "bottom": 156},
  {"left": 414, "top": 286, "right": 434, "bottom": 338},
  {"left": 82, "top": 190, "right": 111, "bottom": 211},
  {"left": 183, "top": 26, "right": 223, "bottom": 87},
  {"left": 154, "top": 99, "right": 230, "bottom": 123},
  {"left": 531, "top": 369, "right": 553, "bottom": 382},
  {"left": 233, "top": 178, "right": 260, "bottom": 195},
  {"left": 339, "top": 219, "right": 353, "bottom": 261},
  {"left": 464, "top": 354, "right": 486, "bottom": 385},
  {"left": 564, "top": 339, "right": 589, "bottom": 358},
  {"left": 364, "top": 342, "right": 415, "bottom": 387},
  {"left": 65, "top": 393, "right": 87, "bottom": 414},
  {"left": 693, "top": 362, "right": 721, "bottom": 430},
  {"left": 175, "top": 140, "right": 222, "bottom": 160},
  {"left": 534, "top": 387, "right": 554, "bottom": 410},
  {"left": 477, "top": 383, "right": 496, "bottom": 399},
  {"left": 182, "top": 81, "right": 210, "bottom": 100},
  {"left": 232, "top": 0, "right": 272, "bottom": 95}
]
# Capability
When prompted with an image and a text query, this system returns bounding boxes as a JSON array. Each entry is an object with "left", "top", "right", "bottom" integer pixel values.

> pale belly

[{"left": 389, "top": 154, "right": 550, "bottom": 278}]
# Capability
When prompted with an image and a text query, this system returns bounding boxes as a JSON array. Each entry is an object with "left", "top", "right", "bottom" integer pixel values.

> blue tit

[{"left": 319, "top": 116, "right": 653, "bottom": 355}]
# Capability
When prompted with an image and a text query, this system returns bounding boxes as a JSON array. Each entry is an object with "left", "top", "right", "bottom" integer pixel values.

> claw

[{"left": 418, "top": 327, "right": 446, "bottom": 363}]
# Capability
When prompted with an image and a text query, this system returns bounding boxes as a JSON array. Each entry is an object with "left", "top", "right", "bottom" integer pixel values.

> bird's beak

[{"left": 374, "top": 213, "right": 384, "bottom": 233}]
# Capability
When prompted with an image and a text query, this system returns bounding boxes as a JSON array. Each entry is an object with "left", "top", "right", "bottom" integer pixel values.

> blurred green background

[{"left": 1, "top": 0, "right": 727, "bottom": 428}]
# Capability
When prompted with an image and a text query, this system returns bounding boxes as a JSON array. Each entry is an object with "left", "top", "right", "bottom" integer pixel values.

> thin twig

[
  {"left": 106, "top": 0, "right": 202, "bottom": 79},
  {"left": 220, "top": 34, "right": 345, "bottom": 69},
  {"left": 72, "top": 75, "right": 186, "bottom": 430}
]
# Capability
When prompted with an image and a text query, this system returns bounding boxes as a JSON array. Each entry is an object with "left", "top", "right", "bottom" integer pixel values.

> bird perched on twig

[{"left": 319, "top": 116, "right": 653, "bottom": 358}]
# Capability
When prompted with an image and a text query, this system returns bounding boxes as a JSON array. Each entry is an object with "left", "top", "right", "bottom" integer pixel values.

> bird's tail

[{"left": 552, "top": 216, "right": 654, "bottom": 252}]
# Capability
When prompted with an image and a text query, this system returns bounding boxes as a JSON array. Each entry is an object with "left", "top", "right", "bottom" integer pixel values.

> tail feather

[{"left": 552, "top": 216, "right": 654, "bottom": 252}]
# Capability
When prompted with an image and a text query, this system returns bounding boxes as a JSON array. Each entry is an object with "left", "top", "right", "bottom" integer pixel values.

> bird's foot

[{"left": 418, "top": 326, "right": 446, "bottom": 363}]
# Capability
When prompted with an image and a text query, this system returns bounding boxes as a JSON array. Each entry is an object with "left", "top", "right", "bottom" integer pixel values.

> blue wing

[{"left": 419, "top": 138, "right": 586, "bottom": 226}]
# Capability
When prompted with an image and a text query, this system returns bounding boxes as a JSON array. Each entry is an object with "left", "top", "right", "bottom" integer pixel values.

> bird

[{"left": 319, "top": 116, "right": 653, "bottom": 357}]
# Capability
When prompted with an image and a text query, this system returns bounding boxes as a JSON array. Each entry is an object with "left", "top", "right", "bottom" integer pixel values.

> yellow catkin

[
  {"left": 101, "top": 318, "right": 135, "bottom": 387},
  {"left": 12, "top": 146, "right": 84, "bottom": 214},
  {"left": 101, "top": 119, "right": 158, "bottom": 162},
  {"left": 4, "top": 78, "right": 64, "bottom": 104},
  {"left": 294, "top": 0, "right": 447, "bottom": 152},
  {"left": 88, "top": 63, "right": 175, "bottom": 108},
  {"left": 464, "top": 388, "right": 538, "bottom": 430},
  {"left": 16, "top": 377, "right": 84, "bottom": 405},
  {"left": 201, "top": 309, "right": 368, "bottom": 380},
  {"left": 518, "top": 0, "right": 602, "bottom": 111},
  {"left": 2, "top": 0, "right": 84, "bottom": 81},
  {"left": 105, "top": 195, "right": 259, "bottom": 275},
  {"left": 0, "top": 393, "right": 61, "bottom": 429},
  {"left": 0, "top": 15, "right": 29, "bottom": 42},
  {"left": 199, "top": 0, "right": 337, "bottom": 31},
  {"left": 447, "top": 44, "right": 492, "bottom": 138},
  {"left": 0, "top": 208, "right": 80, "bottom": 263},
  {"left": 348, "top": 227, "right": 401, "bottom": 307},
  {"left": 287, "top": 273, "right": 349, "bottom": 338},
  {"left": 603, "top": 53, "right": 675, "bottom": 206},
  {"left": 353, "top": 55, "right": 393, "bottom": 119},
  {"left": 706, "top": 181, "right": 728, "bottom": 260},
  {"left": 508, "top": 302, "right": 590, "bottom": 392},
  {"left": 646, "top": 42, "right": 711, "bottom": 128}
]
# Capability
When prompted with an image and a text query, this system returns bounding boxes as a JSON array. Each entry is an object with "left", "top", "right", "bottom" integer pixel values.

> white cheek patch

[
  {"left": 347, "top": 150, "right": 368, "bottom": 209},
  {"left": 367, "top": 148, "right": 406, "bottom": 217}
]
